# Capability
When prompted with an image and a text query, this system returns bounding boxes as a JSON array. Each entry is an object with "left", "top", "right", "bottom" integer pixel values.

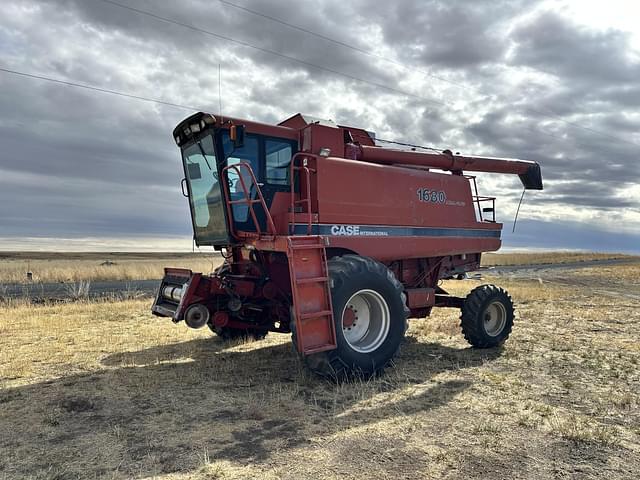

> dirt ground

[{"left": 1, "top": 262, "right": 639, "bottom": 479}]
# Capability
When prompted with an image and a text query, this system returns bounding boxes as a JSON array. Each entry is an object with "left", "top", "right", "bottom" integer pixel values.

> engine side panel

[
  {"left": 310, "top": 157, "right": 501, "bottom": 260},
  {"left": 316, "top": 157, "right": 478, "bottom": 227}
]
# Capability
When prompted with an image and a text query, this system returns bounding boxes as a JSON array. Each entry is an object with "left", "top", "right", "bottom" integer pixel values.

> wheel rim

[
  {"left": 483, "top": 301, "right": 507, "bottom": 336},
  {"left": 341, "top": 289, "right": 390, "bottom": 353}
]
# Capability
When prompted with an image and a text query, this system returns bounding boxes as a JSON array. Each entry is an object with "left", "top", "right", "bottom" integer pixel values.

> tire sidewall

[
  {"left": 474, "top": 290, "right": 514, "bottom": 344},
  {"left": 331, "top": 266, "right": 405, "bottom": 372}
]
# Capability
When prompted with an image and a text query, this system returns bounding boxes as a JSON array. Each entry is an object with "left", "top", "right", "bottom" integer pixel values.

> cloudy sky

[{"left": 0, "top": 0, "right": 639, "bottom": 252}]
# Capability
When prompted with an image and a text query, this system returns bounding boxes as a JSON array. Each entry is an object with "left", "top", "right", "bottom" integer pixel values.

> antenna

[
  {"left": 218, "top": 63, "right": 223, "bottom": 120},
  {"left": 512, "top": 188, "right": 526, "bottom": 233}
]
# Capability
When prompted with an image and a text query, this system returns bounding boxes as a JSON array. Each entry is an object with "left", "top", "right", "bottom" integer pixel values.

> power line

[
  {"left": 96, "top": 0, "right": 640, "bottom": 149},
  {"left": 0, "top": 65, "right": 448, "bottom": 153},
  {"left": 0, "top": 65, "right": 453, "bottom": 156},
  {"left": 217, "top": 0, "right": 640, "bottom": 149},
  {"left": 0, "top": 66, "right": 203, "bottom": 111},
  {"left": 522, "top": 104, "right": 638, "bottom": 146},
  {"left": 1, "top": 65, "right": 634, "bottom": 161},
  {"left": 95, "top": 0, "right": 446, "bottom": 107},
  {"left": 217, "top": 0, "right": 470, "bottom": 91}
]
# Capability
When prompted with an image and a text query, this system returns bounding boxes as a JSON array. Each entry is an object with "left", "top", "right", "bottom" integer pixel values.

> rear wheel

[
  {"left": 460, "top": 284, "right": 514, "bottom": 348},
  {"left": 301, "top": 255, "right": 408, "bottom": 380}
]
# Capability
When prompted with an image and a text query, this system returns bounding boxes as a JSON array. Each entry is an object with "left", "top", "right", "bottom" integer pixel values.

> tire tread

[
  {"left": 303, "top": 254, "right": 408, "bottom": 380},
  {"left": 460, "top": 284, "right": 514, "bottom": 348}
]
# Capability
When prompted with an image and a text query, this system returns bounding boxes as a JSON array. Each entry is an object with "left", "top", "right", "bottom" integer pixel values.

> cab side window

[{"left": 265, "top": 140, "right": 293, "bottom": 186}]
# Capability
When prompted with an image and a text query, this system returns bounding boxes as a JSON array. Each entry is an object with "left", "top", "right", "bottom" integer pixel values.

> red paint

[
  {"left": 316, "top": 156, "right": 479, "bottom": 227},
  {"left": 286, "top": 236, "right": 336, "bottom": 353},
  {"left": 154, "top": 112, "right": 543, "bottom": 356},
  {"left": 212, "top": 311, "right": 229, "bottom": 328},
  {"left": 356, "top": 144, "right": 537, "bottom": 176},
  {"left": 406, "top": 288, "right": 436, "bottom": 309},
  {"left": 342, "top": 307, "right": 356, "bottom": 328}
]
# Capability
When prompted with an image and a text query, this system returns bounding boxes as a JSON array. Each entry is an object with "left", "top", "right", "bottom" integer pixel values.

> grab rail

[
  {"left": 289, "top": 153, "right": 319, "bottom": 235},
  {"left": 466, "top": 175, "right": 496, "bottom": 223},
  {"left": 220, "top": 162, "right": 276, "bottom": 238}
]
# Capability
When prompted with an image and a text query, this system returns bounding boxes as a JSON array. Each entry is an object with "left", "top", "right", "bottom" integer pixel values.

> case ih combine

[{"left": 152, "top": 112, "right": 542, "bottom": 378}]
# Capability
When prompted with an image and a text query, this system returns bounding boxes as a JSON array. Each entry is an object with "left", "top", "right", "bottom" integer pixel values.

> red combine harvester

[{"left": 152, "top": 112, "right": 542, "bottom": 378}]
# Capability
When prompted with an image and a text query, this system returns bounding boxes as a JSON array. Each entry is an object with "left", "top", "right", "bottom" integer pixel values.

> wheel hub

[
  {"left": 342, "top": 306, "right": 357, "bottom": 328},
  {"left": 483, "top": 301, "right": 507, "bottom": 337},
  {"left": 341, "top": 289, "right": 390, "bottom": 354}
]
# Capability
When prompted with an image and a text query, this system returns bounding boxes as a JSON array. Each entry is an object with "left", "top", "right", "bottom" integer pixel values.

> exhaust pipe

[{"left": 184, "top": 304, "right": 210, "bottom": 329}]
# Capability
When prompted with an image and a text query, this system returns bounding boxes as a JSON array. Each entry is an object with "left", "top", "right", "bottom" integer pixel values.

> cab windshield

[
  {"left": 182, "top": 134, "right": 228, "bottom": 244},
  {"left": 181, "top": 129, "right": 296, "bottom": 245}
]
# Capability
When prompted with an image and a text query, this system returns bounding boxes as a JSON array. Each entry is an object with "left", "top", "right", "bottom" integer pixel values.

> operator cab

[{"left": 174, "top": 113, "right": 297, "bottom": 247}]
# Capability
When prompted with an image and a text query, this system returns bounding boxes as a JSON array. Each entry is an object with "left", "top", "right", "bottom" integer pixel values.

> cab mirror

[{"left": 230, "top": 125, "right": 245, "bottom": 148}]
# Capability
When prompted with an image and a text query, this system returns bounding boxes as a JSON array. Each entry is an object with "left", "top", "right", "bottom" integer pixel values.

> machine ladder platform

[{"left": 286, "top": 235, "right": 337, "bottom": 354}]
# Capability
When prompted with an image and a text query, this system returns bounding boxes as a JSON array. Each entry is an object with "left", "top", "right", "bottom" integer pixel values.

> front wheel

[
  {"left": 302, "top": 255, "right": 408, "bottom": 380},
  {"left": 460, "top": 284, "right": 514, "bottom": 348}
]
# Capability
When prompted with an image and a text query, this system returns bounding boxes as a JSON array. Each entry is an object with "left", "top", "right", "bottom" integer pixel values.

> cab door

[
  {"left": 220, "top": 133, "right": 296, "bottom": 234},
  {"left": 259, "top": 138, "right": 297, "bottom": 220},
  {"left": 220, "top": 133, "right": 261, "bottom": 233}
]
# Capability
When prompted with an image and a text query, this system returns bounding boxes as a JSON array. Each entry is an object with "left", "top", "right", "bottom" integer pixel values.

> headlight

[
  {"left": 190, "top": 123, "right": 201, "bottom": 133},
  {"left": 201, "top": 114, "right": 216, "bottom": 125}
]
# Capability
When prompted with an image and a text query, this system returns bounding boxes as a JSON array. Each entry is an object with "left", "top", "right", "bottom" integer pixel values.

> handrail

[
  {"left": 289, "top": 152, "right": 319, "bottom": 235},
  {"left": 465, "top": 175, "right": 496, "bottom": 222},
  {"left": 473, "top": 196, "right": 496, "bottom": 222},
  {"left": 220, "top": 162, "right": 277, "bottom": 238}
]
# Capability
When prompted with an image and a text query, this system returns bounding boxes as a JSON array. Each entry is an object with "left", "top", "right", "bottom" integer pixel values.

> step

[
  {"left": 290, "top": 243, "right": 324, "bottom": 250},
  {"left": 295, "top": 276, "right": 329, "bottom": 284},
  {"left": 299, "top": 310, "right": 333, "bottom": 320},
  {"left": 287, "top": 236, "right": 336, "bottom": 354}
]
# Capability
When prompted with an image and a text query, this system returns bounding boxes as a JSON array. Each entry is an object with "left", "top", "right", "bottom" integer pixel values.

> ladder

[
  {"left": 289, "top": 152, "right": 319, "bottom": 235},
  {"left": 287, "top": 235, "right": 337, "bottom": 354}
]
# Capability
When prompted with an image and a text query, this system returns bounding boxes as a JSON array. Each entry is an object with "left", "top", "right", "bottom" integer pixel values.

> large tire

[
  {"left": 301, "top": 255, "right": 408, "bottom": 380},
  {"left": 208, "top": 325, "right": 268, "bottom": 342},
  {"left": 460, "top": 284, "right": 514, "bottom": 348}
]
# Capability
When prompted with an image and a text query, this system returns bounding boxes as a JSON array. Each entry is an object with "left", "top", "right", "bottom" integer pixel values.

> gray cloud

[
  {"left": 510, "top": 11, "right": 640, "bottom": 84},
  {"left": 368, "top": 1, "right": 530, "bottom": 69},
  {"left": 45, "top": 0, "right": 400, "bottom": 88},
  {"left": 0, "top": 0, "right": 638, "bottom": 251}
]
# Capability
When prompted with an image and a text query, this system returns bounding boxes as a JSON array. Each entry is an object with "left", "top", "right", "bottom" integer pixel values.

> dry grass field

[
  {"left": 481, "top": 251, "right": 633, "bottom": 266},
  {"left": 0, "top": 251, "right": 635, "bottom": 285},
  {"left": 1, "top": 260, "right": 639, "bottom": 479},
  {"left": 0, "top": 252, "right": 221, "bottom": 284}
]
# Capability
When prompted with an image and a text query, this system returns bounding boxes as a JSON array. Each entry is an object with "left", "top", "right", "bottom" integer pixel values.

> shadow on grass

[{"left": 0, "top": 336, "right": 502, "bottom": 479}]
